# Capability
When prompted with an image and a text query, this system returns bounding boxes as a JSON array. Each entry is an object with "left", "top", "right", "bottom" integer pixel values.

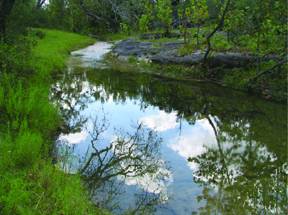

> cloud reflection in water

[
  {"left": 139, "top": 111, "right": 179, "bottom": 132},
  {"left": 169, "top": 119, "right": 217, "bottom": 171}
]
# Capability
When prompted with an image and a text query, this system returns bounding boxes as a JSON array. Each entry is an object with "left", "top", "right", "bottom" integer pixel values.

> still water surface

[{"left": 52, "top": 43, "right": 287, "bottom": 214}]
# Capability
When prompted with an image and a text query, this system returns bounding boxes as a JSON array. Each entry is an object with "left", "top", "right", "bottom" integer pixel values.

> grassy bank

[
  {"left": 32, "top": 29, "right": 95, "bottom": 74},
  {"left": 0, "top": 29, "right": 107, "bottom": 214}
]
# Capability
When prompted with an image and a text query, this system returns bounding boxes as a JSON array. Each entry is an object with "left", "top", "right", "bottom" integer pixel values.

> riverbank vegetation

[
  {"left": 0, "top": 26, "right": 107, "bottom": 213},
  {"left": 104, "top": 49, "right": 287, "bottom": 102},
  {"left": 0, "top": 0, "right": 287, "bottom": 213},
  {"left": 18, "top": 0, "right": 283, "bottom": 101}
]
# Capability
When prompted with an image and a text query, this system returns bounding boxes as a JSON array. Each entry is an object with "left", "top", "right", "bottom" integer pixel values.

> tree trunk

[
  {"left": 204, "top": 0, "right": 231, "bottom": 62},
  {"left": 0, "top": 0, "right": 16, "bottom": 38},
  {"left": 256, "top": 30, "right": 261, "bottom": 73},
  {"left": 196, "top": 24, "right": 200, "bottom": 49},
  {"left": 184, "top": 26, "right": 187, "bottom": 44},
  {"left": 0, "top": 16, "right": 5, "bottom": 37},
  {"left": 36, "top": 0, "right": 46, "bottom": 9}
]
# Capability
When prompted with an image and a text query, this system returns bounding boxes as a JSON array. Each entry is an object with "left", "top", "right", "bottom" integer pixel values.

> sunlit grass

[
  {"left": 0, "top": 29, "right": 107, "bottom": 214},
  {"left": 31, "top": 29, "right": 95, "bottom": 74}
]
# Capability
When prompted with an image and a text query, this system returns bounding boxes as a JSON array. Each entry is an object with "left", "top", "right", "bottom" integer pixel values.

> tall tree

[
  {"left": 0, "top": 0, "right": 16, "bottom": 37},
  {"left": 191, "top": 0, "right": 209, "bottom": 48},
  {"left": 204, "top": 0, "right": 231, "bottom": 62},
  {"left": 156, "top": 0, "right": 173, "bottom": 35}
]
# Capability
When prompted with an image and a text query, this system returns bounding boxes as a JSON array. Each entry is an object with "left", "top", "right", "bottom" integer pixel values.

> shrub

[
  {"left": 120, "top": 22, "right": 131, "bottom": 35},
  {"left": 139, "top": 15, "right": 150, "bottom": 33}
]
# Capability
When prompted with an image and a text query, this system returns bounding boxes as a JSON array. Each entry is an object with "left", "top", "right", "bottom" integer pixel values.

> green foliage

[
  {"left": 224, "top": 0, "right": 287, "bottom": 55},
  {"left": 31, "top": 29, "right": 95, "bottom": 74},
  {"left": 0, "top": 176, "right": 31, "bottom": 215},
  {"left": 5, "top": 0, "right": 35, "bottom": 37},
  {"left": 156, "top": 0, "right": 173, "bottom": 34},
  {"left": 0, "top": 75, "right": 59, "bottom": 137},
  {"left": 14, "top": 128, "right": 43, "bottom": 168},
  {"left": 190, "top": 0, "right": 209, "bottom": 47},
  {"left": 29, "top": 165, "right": 106, "bottom": 215},
  {"left": 0, "top": 29, "right": 103, "bottom": 214},
  {"left": 120, "top": 22, "right": 131, "bottom": 35},
  {"left": 178, "top": 0, "right": 208, "bottom": 45},
  {"left": 0, "top": 35, "right": 34, "bottom": 75},
  {"left": 139, "top": 14, "right": 150, "bottom": 33},
  {"left": 47, "top": 0, "right": 68, "bottom": 29},
  {"left": 210, "top": 33, "right": 233, "bottom": 51},
  {"left": 139, "top": 1, "right": 154, "bottom": 33},
  {"left": 190, "top": 0, "right": 209, "bottom": 24}
]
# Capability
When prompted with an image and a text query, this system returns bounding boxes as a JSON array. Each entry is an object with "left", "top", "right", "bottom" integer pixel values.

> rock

[
  {"left": 160, "top": 41, "right": 184, "bottom": 50},
  {"left": 140, "top": 32, "right": 181, "bottom": 40},
  {"left": 112, "top": 39, "right": 278, "bottom": 68},
  {"left": 140, "top": 33, "right": 162, "bottom": 40},
  {"left": 151, "top": 50, "right": 204, "bottom": 65},
  {"left": 113, "top": 39, "right": 153, "bottom": 57}
]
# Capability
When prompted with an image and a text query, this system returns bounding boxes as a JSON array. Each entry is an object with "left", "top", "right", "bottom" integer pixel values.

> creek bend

[{"left": 51, "top": 42, "right": 287, "bottom": 214}]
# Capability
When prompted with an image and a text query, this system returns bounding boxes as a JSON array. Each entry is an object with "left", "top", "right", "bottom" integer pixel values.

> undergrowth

[{"left": 0, "top": 29, "right": 107, "bottom": 214}]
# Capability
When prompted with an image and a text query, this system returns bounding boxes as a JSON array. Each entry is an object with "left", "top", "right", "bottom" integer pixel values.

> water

[{"left": 52, "top": 43, "right": 287, "bottom": 214}]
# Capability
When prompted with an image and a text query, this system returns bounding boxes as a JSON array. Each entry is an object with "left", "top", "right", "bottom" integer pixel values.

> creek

[{"left": 52, "top": 42, "right": 287, "bottom": 214}]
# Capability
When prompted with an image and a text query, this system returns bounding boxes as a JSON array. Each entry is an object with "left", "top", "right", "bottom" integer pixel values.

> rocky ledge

[{"left": 112, "top": 39, "right": 277, "bottom": 68}]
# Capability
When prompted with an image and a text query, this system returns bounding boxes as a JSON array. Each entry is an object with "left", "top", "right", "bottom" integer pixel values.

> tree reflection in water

[
  {"left": 50, "top": 71, "right": 94, "bottom": 134},
  {"left": 85, "top": 68, "right": 287, "bottom": 214},
  {"left": 189, "top": 116, "right": 287, "bottom": 214},
  {"left": 80, "top": 116, "right": 169, "bottom": 192},
  {"left": 52, "top": 70, "right": 171, "bottom": 213},
  {"left": 57, "top": 115, "right": 170, "bottom": 213},
  {"left": 51, "top": 67, "right": 287, "bottom": 214}
]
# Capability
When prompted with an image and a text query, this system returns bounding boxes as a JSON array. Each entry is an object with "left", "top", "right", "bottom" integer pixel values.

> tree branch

[{"left": 204, "top": 0, "right": 231, "bottom": 62}]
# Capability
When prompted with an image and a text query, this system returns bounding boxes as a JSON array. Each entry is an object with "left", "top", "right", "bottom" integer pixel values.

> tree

[
  {"left": 0, "top": 0, "right": 16, "bottom": 37},
  {"left": 204, "top": 0, "right": 231, "bottom": 62},
  {"left": 178, "top": 1, "right": 191, "bottom": 44},
  {"left": 156, "top": 0, "right": 173, "bottom": 35},
  {"left": 47, "top": 0, "right": 65, "bottom": 28},
  {"left": 77, "top": 0, "right": 146, "bottom": 33},
  {"left": 36, "top": 0, "right": 46, "bottom": 9},
  {"left": 139, "top": 1, "right": 154, "bottom": 33},
  {"left": 190, "top": 0, "right": 209, "bottom": 48},
  {"left": 178, "top": 0, "right": 208, "bottom": 46}
]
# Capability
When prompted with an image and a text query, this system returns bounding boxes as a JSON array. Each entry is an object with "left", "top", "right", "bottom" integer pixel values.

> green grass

[
  {"left": 0, "top": 29, "right": 109, "bottom": 214},
  {"left": 31, "top": 29, "right": 95, "bottom": 74}
]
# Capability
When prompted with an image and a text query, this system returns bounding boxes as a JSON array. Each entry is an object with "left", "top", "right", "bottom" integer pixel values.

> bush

[
  {"left": 120, "top": 22, "right": 131, "bottom": 35},
  {"left": 0, "top": 74, "right": 59, "bottom": 137},
  {"left": 139, "top": 15, "right": 150, "bottom": 33},
  {"left": 0, "top": 36, "right": 34, "bottom": 76}
]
